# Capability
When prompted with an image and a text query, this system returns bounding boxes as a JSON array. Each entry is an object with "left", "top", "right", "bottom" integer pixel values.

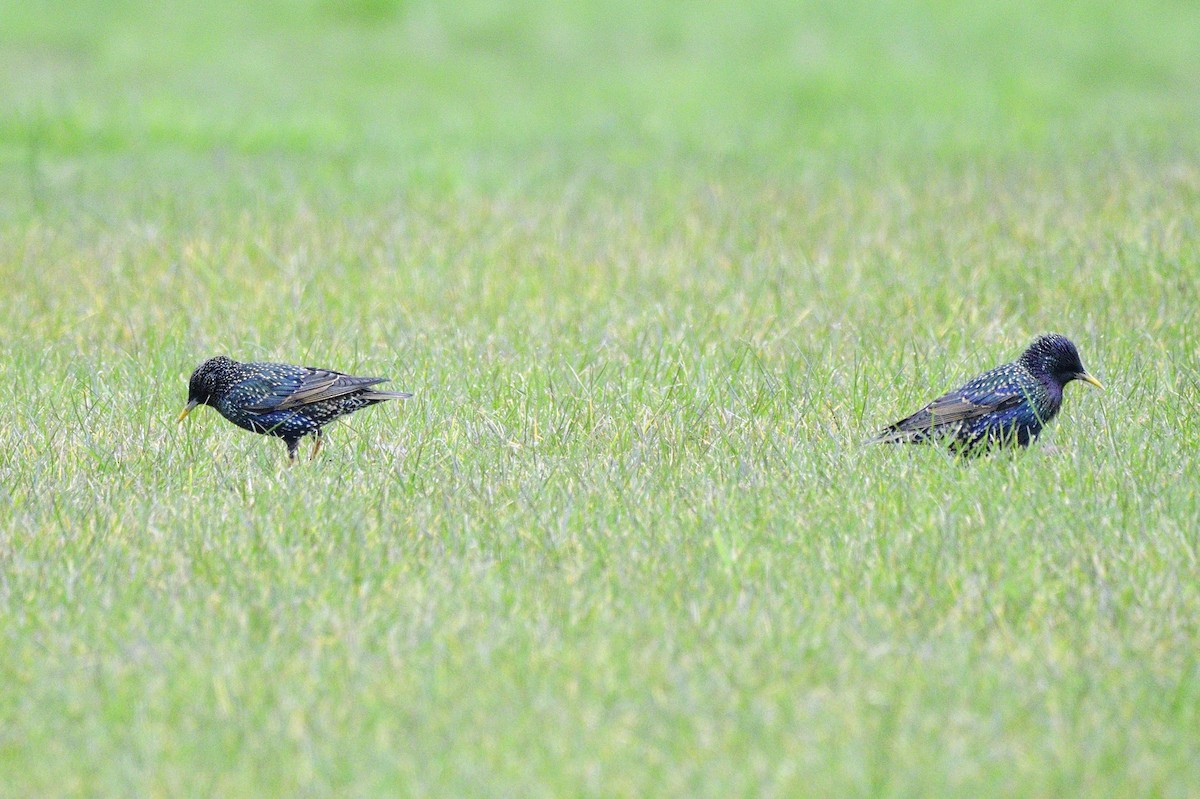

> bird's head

[
  {"left": 1020, "top": 334, "right": 1103, "bottom": 390},
  {"left": 177, "top": 355, "right": 237, "bottom": 422}
]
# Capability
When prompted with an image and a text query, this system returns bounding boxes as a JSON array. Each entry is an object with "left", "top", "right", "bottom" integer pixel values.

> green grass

[{"left": 2, "top": 0, "right": 1200, "bottom": 796}]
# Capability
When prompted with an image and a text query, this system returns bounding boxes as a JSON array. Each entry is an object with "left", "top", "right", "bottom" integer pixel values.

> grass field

[{"left": 2, "top": 0, "right": 1200, "bottom": 795}]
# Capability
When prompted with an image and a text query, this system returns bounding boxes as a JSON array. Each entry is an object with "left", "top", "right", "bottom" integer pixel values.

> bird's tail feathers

[
  {"left": 361, "top": 389, "right": 414, "bottom": 401},
  {"left": 867, "top": 430, "right": 909, "bottom": 445},
  {"left": 867, "top": 424, "right": 930, "bottom": 445}
]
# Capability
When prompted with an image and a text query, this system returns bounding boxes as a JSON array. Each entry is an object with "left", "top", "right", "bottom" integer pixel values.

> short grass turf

[{"left": 2, "top": 1, "right": 1200, "bottom": 796}]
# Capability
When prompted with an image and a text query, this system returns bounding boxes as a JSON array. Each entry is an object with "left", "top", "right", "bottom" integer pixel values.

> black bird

[
  {"left": 872, "top": 333, "right": 1103, "bottom": 453},
  {"left": 178, "top": 356, "right": 412, "bottom": 460}
]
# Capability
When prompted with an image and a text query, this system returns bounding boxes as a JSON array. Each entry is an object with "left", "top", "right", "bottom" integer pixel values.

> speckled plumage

[
  {"left": 873, "top": 333, "right": 1102, "bottom": 453},
  {"left": 178, "top": 356, "right": 412, "bottom": 459}
]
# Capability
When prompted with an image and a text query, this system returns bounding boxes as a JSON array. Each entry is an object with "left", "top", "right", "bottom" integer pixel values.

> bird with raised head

[
  {"left": 872, "top": 333, "right": 1103, "bottom": 454},
  {"left": 178, "top": 356, "right": 412, "bottom": 460}
]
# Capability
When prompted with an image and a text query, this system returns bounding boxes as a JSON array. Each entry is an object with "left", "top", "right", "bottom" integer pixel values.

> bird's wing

[
  {"left": 242, "top": 368, "right": 389, "bottom": 412},
  {"left": 919, "top": 391, "right": 1025, "bottom": 426},
  {"left": 873, "top": 383, "right": 1028, "bottom": 442}
]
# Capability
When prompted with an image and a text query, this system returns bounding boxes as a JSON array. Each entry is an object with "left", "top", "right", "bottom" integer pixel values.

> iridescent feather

[
  {"left": 179, "top": 356, "right": 412, "bottom": 460},
  {"left": 872, "top": 334, "right": 1102, "bottom": 453}
]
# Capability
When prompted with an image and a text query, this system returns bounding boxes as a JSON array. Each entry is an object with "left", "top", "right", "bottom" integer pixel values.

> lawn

[{"left": 1, "top": 0, "right": 1199, "bottom": 796}]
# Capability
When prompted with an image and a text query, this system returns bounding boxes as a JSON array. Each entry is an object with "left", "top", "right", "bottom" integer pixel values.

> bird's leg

[
  {"left": 309, "top": 432, "right": 323, "bottom": 461},
  {"left": 285, "top": 437, "right": 300, "bottom": 463}
]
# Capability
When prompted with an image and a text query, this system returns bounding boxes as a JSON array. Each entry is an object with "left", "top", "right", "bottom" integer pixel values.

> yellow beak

[
  {"left": 1078, "top": 372, "right": 1104, "bottom": 390},
  {"left": 177, "top": 399, "right": 199, "bottom": 422}
]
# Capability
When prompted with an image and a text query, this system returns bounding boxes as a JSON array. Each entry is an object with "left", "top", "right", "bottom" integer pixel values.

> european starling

[
  {"left": 177, "top": 356, "right": 413, "bottom": 460},
  {"left": 872, "top": 333, "right": 1103, "bottom": 453}
]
